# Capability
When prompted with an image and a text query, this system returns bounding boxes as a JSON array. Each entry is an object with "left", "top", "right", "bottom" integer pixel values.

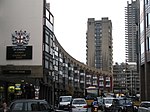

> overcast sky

[{"left": 48, "top": 0, "right": 130, "bottom": 64}]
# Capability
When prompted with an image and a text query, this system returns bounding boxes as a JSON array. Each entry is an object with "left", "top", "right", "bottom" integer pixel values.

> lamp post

[
  {"left": 131, "top": 70, "right": 133, "bottom": 96},
  {"left": 51, "top": 71, "right": 55, "bottom": 108},
  {"left": 143, "top": 0, "right": 148, "bottom": 100}
]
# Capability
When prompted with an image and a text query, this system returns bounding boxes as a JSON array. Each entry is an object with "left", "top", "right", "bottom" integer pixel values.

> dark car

[
  {"left": 7, "top": 99, "right": 54, "bottom": 112},
  {"left": 110, "top": 97, "right": 136, "bottom": 112},
  {"left": 91, "top": 101, "right": 99, "bottom": 112}
]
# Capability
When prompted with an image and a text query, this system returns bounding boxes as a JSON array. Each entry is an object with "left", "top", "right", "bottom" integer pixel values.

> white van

[{"left": 58, "top": 96, "right": 72, "bottom": 110}]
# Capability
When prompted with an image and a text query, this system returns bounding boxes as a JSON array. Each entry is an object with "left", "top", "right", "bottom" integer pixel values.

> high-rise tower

[
  {"left": 86, "top": 18, "right": 113, "bottom": 73},
  {"left": 125, "top": 1, "right": 139, "bottom": 63},
  {"left": 124, "top": 0, "right": 140, "bottom": 97}
]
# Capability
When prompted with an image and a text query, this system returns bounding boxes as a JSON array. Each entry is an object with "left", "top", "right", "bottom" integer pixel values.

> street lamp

[
  {"left": 131, "top": 70, "right": 133, "bottom": 96},
  {"left": 51, "top": 71, "right": 55, "bottom": 108}
]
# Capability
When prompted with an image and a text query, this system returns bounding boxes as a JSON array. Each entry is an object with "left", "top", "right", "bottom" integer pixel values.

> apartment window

[
  {"left": 46, "top": 9, "right": 50, "bottom": 20},
  {"left": 141, "top": 42, "right": 144, "bottom": 54},
  {"left": 145, "top": 0, "right": 148, "bottom": 4},
  {"left": 45, "top": 60, "right": 49, "bottom": 69},
  {"left": 106, "top": 82, "right": 110, "bottom": 86},
  {"left": 148, "top": 13, "right": 150, "bottom": 27},
  {"left": 88, "top": 22, "right": 91, "bottom": 25},
  {"left": 140, "top": 20, "right": 144, "bottom": 34},
  {"left": 45, "top": 44, "right": 49, "bottom": 53},
  {"left": 99, "top": 81, "right": 104, "bottom": 86},
  {"left": 46, "top": 19, "right": 53, "bottom": 31},
  {"left": 45, "top": 34, "right": 49, "bottom": 44},
  {"left": 50, "top": 62, "right": 53, "bottom": 70},
  {"left": 50, "top": 13, "right": 54, "bottom": 24},
  {"left": 146, "top": 13, "right": 150, "bottom": 27},
  {"left": 106, "top": 77, "right": 110, "bottom": 81},
  {"left": 147, "top": 37, "right": 150, "bottom": 50}
]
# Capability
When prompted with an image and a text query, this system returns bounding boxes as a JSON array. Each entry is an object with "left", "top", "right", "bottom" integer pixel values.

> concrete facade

[
  {"left": 140, "top": 0, "right": 150, "bottom": 100},
  {"left": 0, "top": 0, "right": 113, "bottom": 105},
  {"left": 86, "top": 18, "right": 113, "bottom": 73}
]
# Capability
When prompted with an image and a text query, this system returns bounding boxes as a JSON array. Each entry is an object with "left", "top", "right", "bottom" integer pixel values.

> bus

[{"left": 85, "top": 86, "right": 99, "bottom": 106}]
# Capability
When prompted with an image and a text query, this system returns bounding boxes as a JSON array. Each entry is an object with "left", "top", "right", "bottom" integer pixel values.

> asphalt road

[{"left": 55, "top": 108, "right": 103, "bottom": 112}]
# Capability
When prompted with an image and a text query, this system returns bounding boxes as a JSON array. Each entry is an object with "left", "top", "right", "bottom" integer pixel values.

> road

[{"left": 55, "top": 108, "right": 103, "bottom": 112}]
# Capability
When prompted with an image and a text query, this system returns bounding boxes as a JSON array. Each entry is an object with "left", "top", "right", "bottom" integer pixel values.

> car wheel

[{"left": 118, "top": 109, "right": 122, "bottom": 112}]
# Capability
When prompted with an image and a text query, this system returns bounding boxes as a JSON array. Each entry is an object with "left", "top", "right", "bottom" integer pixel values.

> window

[
  {"left": 46, "top": 9, "right": 50, "bottom": 20},
  {"left": 140, "top": 20, "right": 144, "bottom": 34},
  {"left": 146, "top": 13, "right": 150, "bottom": 27},
  {"left": 11, "top": 103, "right": 23, "bottom": 111},
  {"left": 141, "top": 42, "right": 144, "bottom": 54},
  {"left": 45, "top": 60, "right": 49, "bottom": 69},
  {"left": 72, "top": 99, "right": 86, "bottom": 104},
  {"left": 45, "top": 44, "right": 49, "bottom": 53},
  {"left": 147, "top": 37, "right": 150, "bottom": 50},
  {"left": 50, "top": 14, "right": 54, "bottom": 24},
  {"left": 45, "top": 34, "right": 49, "bottom": 44},
  {"left": 145, "top": 0, "right": 148, "bottom": 4}
]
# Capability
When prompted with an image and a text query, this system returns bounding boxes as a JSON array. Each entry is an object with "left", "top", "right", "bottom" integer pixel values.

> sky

[{"left": 48, "top": 0, "right": 130, "bottom": 64}]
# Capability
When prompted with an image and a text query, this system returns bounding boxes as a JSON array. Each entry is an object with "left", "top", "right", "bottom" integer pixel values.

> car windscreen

[
  {"left": 11, "top": 102, "right": 23, "bottom": 111},
  {"left": 118, "top": 99, "right": 132, "bottom": 105},
  {"left": 59, "top": 97, "right": 71, "bottom": 102},
  {"left": 72, "top": 99, "right": 86, "bottom": 104},
  {"left": 10, "top": 101, "right": 51, "bottom": 111},
  {"left": 97, "top": 97, "right": 104, "bottom": 104},
  {"left": 104, "top": 99, "right": 114, "bottom": 104}
]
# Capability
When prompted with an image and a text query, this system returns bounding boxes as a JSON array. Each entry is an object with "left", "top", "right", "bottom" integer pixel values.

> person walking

[{"left": 0, "top": 100, "right": 8, "bottom": 112}]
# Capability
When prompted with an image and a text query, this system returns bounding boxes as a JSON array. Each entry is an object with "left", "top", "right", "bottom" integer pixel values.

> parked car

[
  {"left": 110, "top": 97, "right": 137, "bottom": 112},
  {"left": 69, "top": 98, "right": 88, "bottom": 112},
  {"left": 91, "top": 100, "right": 99, "bottom": 112},
  {"left": 97, "top": 96, "right": 105, "bottom": 111},
  {"left": 103, "top": 97, "right": 115, "bottom": 112},
  {"left": 7, "top": 99, "right": 54, "bottom": 112},
  {"left": 58, "top": 96, "right": 72, "bottom": 110},
  {"left": 138, "top": 101, "right": 150, "bottom": 112}
]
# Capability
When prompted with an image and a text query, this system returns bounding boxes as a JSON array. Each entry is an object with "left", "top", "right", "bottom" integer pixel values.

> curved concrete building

[{"left": 0, "top": 0, "right": 113, "bottom": 104}]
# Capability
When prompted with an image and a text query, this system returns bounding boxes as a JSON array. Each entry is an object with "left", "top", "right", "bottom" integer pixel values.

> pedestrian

[{"left": 0, "top": 99, "right": 8, "bottom": 112}]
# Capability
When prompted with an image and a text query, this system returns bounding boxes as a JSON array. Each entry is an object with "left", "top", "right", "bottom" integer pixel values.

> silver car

[
  {"left": 70, "top": 98, "right": 88, "bottom": 112},
  {"left": 7, "top": 99, "right": 54, "bottom": 112},
  {"left": 138, "top": 101, "right": 150, "bottom": 112}
]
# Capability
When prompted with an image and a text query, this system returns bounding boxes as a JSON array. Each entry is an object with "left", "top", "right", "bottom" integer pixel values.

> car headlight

[
  {"left": 123, "top": 106, "right": 126, "bottom": 110},
  {"left": 134, "top": 106, "right": 138, "bottom": 109},
  {"left": 105, "top": 105, "right": 110, "bottom": 108}
]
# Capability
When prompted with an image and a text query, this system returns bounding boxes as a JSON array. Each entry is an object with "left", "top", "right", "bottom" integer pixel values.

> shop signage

[
  {"left": 6, "top": 46, "right": 32, "bottom": 59},
  {"left": 2, "top": 70, "right": 31, "bottom": 75},
  {"left": 6, "top": 30, "right": 32, "bottom": 60}
]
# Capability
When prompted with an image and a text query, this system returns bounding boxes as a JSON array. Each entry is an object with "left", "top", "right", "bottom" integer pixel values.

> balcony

[
  {"left": 69, "top": 67, "right": 73, "bottom": 71},
  {"left": 80, "top": 81, "right": 85, "bottom": 83},
  {"left": 99, "top": 76, "right": 104, "bottom": 80},
  {"left": 69, "top": 77, "right": 73, "bottom": 80},
  {"left": 106, "top": 84, "right": 111, "bottom": 87},
  {"left": 93, "top": 83, "right": 97, "bottom": 86},
  {"left": 93, "top": 76, "right": 97, "bottom": 79},
  {"left": 99, "top": 84, "right": 104, "bottom": 86},
  {"left": 80, "top": 73, "right": 85, "bottom": 76},
  {"left": 74, "top": 79, "right": 79, "bottom": 82},
  {"left": 86, "top": 75, "right": 91, "bottom": 78},
  {"left": 74, "top": 70, "right": 79, "bottom": 74},
  {"left": 105, "top": 77, "right": 110, "bottom": 81},
  {"left": 86, "top": 82, "right": 91, "bottom": 85},
  {"left": 58, "top": 71, "right": 62, "bottom": 75}
]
